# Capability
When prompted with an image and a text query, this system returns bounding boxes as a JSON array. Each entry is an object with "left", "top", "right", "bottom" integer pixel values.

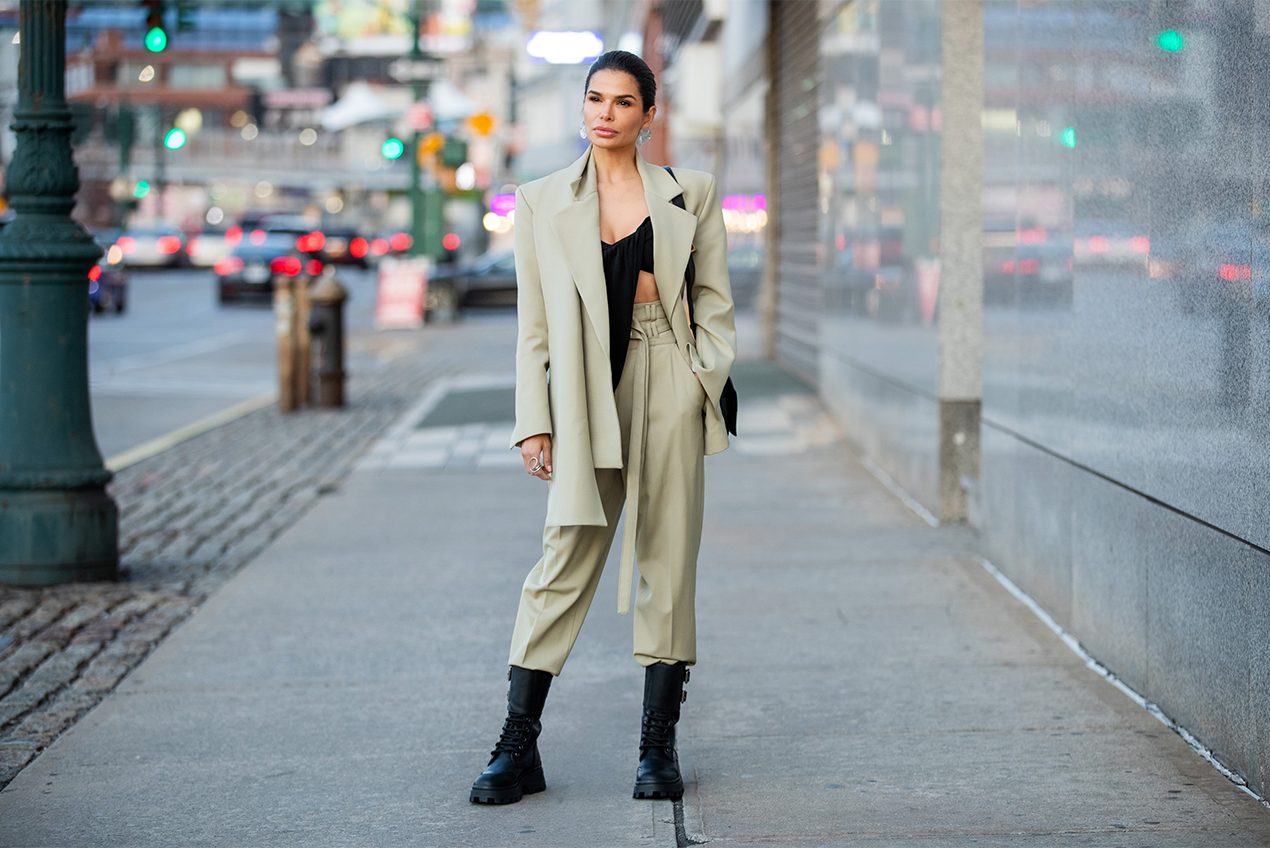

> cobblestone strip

[{"left": 0, "top": 325, "right": 492, "bottom": 789}]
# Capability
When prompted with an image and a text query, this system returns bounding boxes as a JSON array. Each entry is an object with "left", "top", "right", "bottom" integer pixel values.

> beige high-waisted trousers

[{"left": 509, "top": 300, "right": 706, "bottom": 675}]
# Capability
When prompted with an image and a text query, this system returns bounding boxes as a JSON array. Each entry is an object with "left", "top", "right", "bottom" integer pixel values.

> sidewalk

[{"left": 2, "top": 352, "right": 1269, "bottom": 846}]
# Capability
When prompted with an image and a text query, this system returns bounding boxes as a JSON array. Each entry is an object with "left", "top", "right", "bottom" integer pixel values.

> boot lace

[
  {"left": 640, "top": 711, "right": 676, "bottom": 755},
  {"left": 492, "top": 713, "right": 536, "bottom": 758}
]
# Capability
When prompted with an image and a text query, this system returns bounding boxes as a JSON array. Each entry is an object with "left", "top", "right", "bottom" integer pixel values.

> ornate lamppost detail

[{"left": 0, "top": 1, "right": 119, "bottom": 585}]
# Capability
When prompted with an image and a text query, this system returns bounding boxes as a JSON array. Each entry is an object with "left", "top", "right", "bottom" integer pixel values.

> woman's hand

[{"left": 520, "top": 434, "right": 552, "bottom": 481}]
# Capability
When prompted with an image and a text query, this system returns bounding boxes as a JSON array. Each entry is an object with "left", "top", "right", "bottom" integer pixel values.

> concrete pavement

[{"left": 1, "top": 353, "right": 1268, "bottom": 847}]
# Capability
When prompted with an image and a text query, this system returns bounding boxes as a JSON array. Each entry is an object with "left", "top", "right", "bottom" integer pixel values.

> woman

[{"left": 470, "top": 50, "right": 736, "bottom": 805}]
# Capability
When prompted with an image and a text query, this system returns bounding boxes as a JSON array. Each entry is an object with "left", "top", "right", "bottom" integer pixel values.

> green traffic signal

[
  {"left": 1060, "top": 126, "right": 1076, "bottom": 149},
  {"left": 144, "top": 25, "right": 168, "bottom": 52},
  {"left": 381, "top": 137, "right": 406, "bottom": 160},
  {"left": 1157, "top": 29, "right": 1184, "bottom": 52},
  {"left": 133, "top": 179, "right": 151, "bottom": 199},
  {"left": 163, "top": 128, "right": 187, "bottom": 150}
]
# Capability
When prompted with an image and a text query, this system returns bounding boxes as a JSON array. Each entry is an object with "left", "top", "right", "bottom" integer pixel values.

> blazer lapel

[
  {"left": 638, "top": 154, "right": 697, "bottom": 328},
  {"left": 550, "top": 148, "right": 610, "bottom": 360}
]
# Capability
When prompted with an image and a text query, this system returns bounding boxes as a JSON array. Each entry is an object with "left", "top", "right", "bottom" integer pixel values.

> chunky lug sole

[
  {"left": 469, "top": 766, "right": 546, "bottom": 805},
  {"left": 632, "top": 776, "right": 684, "bottom": 800}
]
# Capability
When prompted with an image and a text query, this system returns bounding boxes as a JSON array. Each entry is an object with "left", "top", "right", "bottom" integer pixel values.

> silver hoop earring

[
  {"left": 637, "top": 127, "right": 652, "bottom": 146},
  {"left": 579, "top": 122, "right": 588, "bottom": 140}
]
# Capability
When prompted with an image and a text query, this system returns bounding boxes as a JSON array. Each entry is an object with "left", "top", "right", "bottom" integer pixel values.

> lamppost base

[{"left": 0, "top": 487, "right": 119, "bottom": 586}]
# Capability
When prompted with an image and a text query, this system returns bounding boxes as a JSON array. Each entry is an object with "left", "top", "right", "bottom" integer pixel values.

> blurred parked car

[
  {"left": 983, "top": 226, "right": 1073, "bottom": 308},
  {"left": 214, "top": 231, "right": 325, "bottom": 304},
  {"left": 425, "top": 250, "right": 517, "bottom": 321},
  {"left": 89, "top": 239, "right": 128, "bottom": 314},
  {"left": 322, "top": 226, "right": 371, "bottom": 268},
  {"left": 116, "top": 223, "right": 186, "bottom": 268},
  {"left": 186, "top": 225, "right": 241, "bottom": 268},
  {"left": 366, "top": 230, "right": 414, "bottom": 266},
  {"left": 1161, "top": 221, "right": 1270, "bottom": 316}
]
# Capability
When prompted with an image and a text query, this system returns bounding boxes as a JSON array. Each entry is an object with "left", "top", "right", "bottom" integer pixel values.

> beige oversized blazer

[{"left": 509, "top": 146, "right": 736, "bottom": 528}]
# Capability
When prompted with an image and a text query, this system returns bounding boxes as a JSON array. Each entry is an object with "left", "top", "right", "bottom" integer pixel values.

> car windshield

[
  {"left": 233, "top": 234, "right": 299, "bottom": 257},
  {"left": 125, "top": 226, "right": 181, "bottom": 237}
]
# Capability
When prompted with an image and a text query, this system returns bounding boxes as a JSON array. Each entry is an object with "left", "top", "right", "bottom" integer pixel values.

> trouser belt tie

[{"left": 616, "top": 304, "right": 675, "bottom": 615}]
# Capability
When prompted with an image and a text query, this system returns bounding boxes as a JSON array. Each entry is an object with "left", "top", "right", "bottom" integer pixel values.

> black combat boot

[
  {"left": 633, "top": 661, "right": 689, "bottom": 800},
  {"left": 470, "top": 665, "right": 553, "bottom": 804}
]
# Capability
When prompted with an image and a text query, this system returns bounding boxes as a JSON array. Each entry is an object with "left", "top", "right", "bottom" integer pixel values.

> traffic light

[
  {"left": 163, "top": 128, "right": 186, "bottom": 150},
  {"left": 143, "top": 0, "right": 168, "bottom": 53},
  {"left": 133, "top": 179, "right": 151, "bottom": 198},
  {"left": 1156, "top": 29, "right": 1184, "bottom": 52},
  {"left": 381, "top": 137, "right": 406, "bottom": 160},
  {"left": 175, "top": 0, "right": 196, "bottom": 31}
]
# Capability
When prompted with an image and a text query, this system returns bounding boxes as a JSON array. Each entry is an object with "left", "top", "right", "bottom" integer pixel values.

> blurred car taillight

[
  {"left": 350, "top": 237, "right": 369, "bottom": 258},
  {"left": 295, "top": 231, "right": 326, "bottom": 253},
  {"left": 225, "top": 225, "right": 243, "bottom": 246},
  {"left": 214, "top": 257, "right": 244, "bottom": 276},
  {"left": 371, "top": 238, "right": 389, "bottom": 256},
  {"left": 87, "top": 265, "right": 102, "bottom": 282},
  {"left": 306, "top": 259, "right": 324, "bottom": 277},
  {"left": 249, "top": 229, "right": 267, "bottom": 245},
  {"left": 1219, "top": 263, "right": 1252, "bottom": 282},
  {"left": 389, "top": 232, "right": 412, "bottom": 252},
  {"left": 157, "top": 235, "right": 182, "bottom": 254},
  {"left": 117, "top": 236, "right": 137, "bottom": 253},
  {"left": 271, "top": 256, "right": 302, "bottom": 277}
]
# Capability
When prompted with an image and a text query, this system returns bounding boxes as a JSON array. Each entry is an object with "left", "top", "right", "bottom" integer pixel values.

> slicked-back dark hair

[{"left": 584, "top": 50, "right": 656, "bottom": 113}]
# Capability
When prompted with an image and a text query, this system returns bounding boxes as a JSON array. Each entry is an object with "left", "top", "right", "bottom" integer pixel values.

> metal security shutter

[{"left": 770, "top": 0, "right": 822, "bottom": 383}]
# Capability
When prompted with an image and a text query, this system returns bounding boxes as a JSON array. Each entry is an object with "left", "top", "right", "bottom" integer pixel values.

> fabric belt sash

[{"left": 616, "top": 302, "right": 675, "bottom": 615}]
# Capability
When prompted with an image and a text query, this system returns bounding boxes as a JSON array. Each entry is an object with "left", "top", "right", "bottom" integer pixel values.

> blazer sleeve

[
  {"left": 509, "top": 186, "right": 553, "bottom": 449},
  {"left": 687, "top": 174, "right": 737, "bottom": 408}
]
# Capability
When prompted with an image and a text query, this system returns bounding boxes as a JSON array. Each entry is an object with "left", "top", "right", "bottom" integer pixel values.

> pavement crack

[{"left": 673, "top": 797, "right": 708, "bottom": 846}]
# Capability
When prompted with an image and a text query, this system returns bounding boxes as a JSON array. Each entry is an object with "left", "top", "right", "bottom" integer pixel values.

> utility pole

[
  {"left": 0, "top": 1, "right": 119, "bottom": 585},
  {"left": 153, "top": 104, "right": 165, "bottom": 219},
  {"left": 408, "top": 0, "right": 427, "bottom": 257}
]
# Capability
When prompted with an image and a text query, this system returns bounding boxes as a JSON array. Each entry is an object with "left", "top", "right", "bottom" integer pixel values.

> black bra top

[{"left": 600, "top": 216, "right": 655, "bottom": 387}]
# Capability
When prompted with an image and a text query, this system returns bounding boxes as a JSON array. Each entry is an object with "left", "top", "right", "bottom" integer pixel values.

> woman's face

[{"left": 582, "top": 69, "right": 654, "bottom": 150}]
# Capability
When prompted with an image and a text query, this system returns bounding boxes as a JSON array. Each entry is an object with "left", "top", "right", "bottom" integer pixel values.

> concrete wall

[
  {"left": 791, "top": 0, "right": 1270, "bottom": 798},
  {"left": 977, "top": 0, "right": 1270, "bottom": 799}
]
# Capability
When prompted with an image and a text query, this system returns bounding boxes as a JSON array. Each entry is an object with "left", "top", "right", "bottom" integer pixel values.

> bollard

[
  {"left": 294, "top": 273, "right": 312, "bottom": 407},
  {"left": 273, "top": 275, "right": 298, "bottom": 412},
  {"left": 308, "top": 273, "right": 349, "bottom": 408}
]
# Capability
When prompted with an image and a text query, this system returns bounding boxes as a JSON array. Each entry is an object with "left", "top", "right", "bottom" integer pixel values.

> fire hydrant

[{"left": 308, "top": 274, "right": 348, "bottom": 408}]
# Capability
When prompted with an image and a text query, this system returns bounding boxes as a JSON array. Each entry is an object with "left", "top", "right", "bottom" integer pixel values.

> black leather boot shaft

[
  {"left": 634, "top": 661, "right": 689, "bottom": 800},
  {"left": 642, "top": 661, "right": 687, "bottom": 719},
  {"left": 507, "top": 665, "right": 552, "bottom": 718},
  {"left": 470, "top": 665, "right": 554, "bottom": 805}
]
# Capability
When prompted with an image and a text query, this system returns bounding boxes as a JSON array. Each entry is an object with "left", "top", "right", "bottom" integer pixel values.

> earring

[
  {"left": 579, "top": 122, "right": 588, "bottom": 140},
  {"left": 637, "top": 127, "right": 652, "bottom": 146}
]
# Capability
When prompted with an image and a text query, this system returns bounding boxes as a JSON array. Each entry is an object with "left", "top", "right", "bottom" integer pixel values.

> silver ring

[{"left": 528, "top": 459, "right": 542, "bottom": 474}]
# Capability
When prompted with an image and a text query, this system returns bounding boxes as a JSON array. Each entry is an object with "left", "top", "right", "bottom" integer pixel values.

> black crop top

[{"left": 600, "top": 216, "right": 655, "bottom": 387}]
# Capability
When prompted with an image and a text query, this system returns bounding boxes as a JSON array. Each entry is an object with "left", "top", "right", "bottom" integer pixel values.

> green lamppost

[{"left": 0, "top": 1, "right": 119, "bottom": 585}]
